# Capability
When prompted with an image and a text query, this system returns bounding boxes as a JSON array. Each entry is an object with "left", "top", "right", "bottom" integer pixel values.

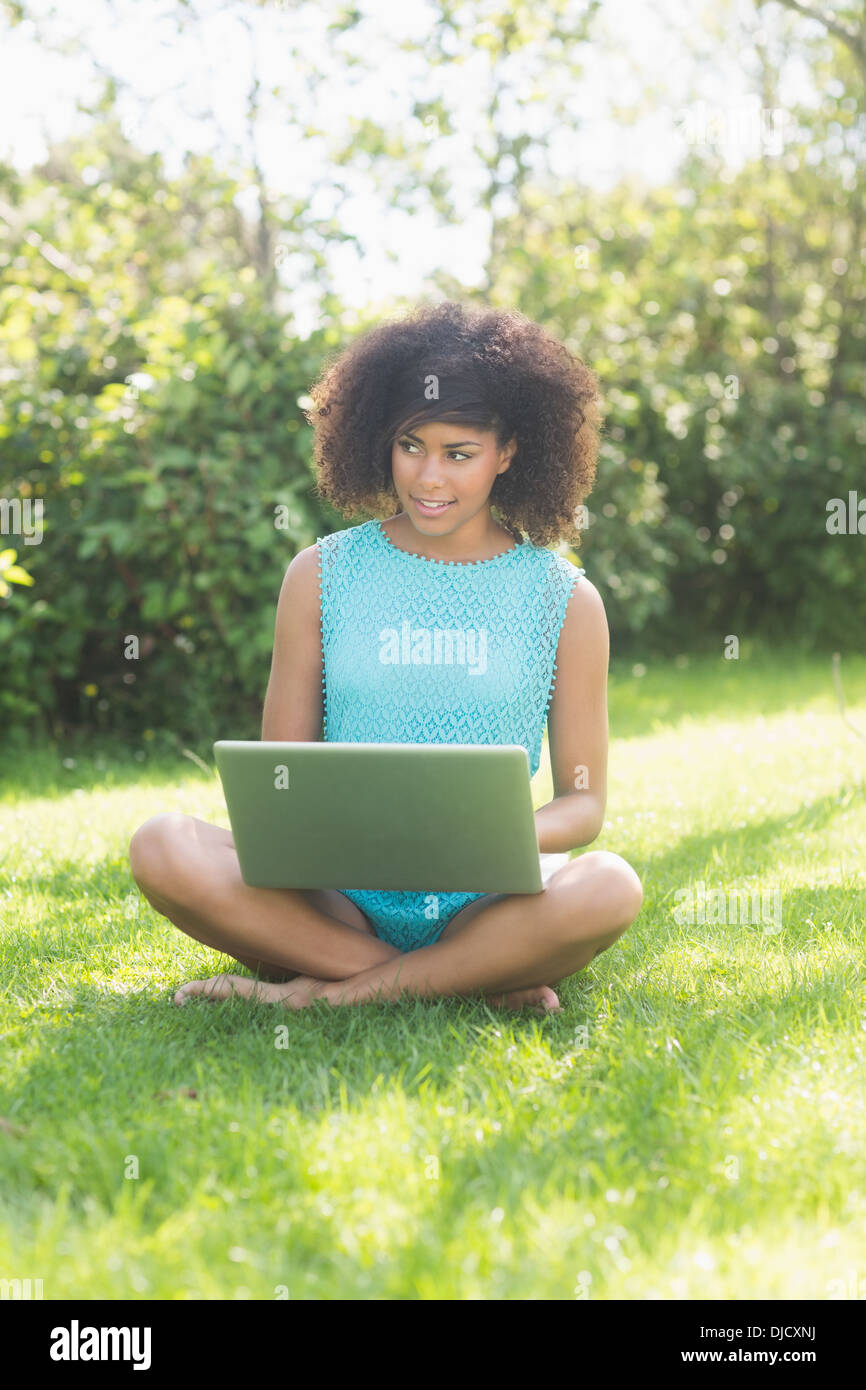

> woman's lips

[{"left": 412, "top": 497, "right": 455, "bottom": 516}]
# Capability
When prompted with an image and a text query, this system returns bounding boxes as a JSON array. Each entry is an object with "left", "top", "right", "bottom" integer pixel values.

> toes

[
  {"left": 540, "top": 987, "right": 562, "bottom": 1012},
  {"left": 173, "top": 982, "right": 204, "bottom": 1005},
  {"left": 521, "top": 986, "right": 561, "bottom": 1012},
  {"left": 173, "top": 974, "right": 249, "bottom": 1005},
  {"left": 489, "top": 985, "right": 562, "bottom": 1013}
]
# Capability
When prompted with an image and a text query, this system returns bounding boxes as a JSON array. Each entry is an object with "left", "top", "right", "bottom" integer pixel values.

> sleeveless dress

[{"left": 316, "top": 518, "right": 585, "bottom": 951}]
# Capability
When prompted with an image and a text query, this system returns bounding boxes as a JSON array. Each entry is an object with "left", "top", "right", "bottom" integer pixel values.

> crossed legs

[{"left": 128, "top": 813, "right": 643, "bottom": 1011}]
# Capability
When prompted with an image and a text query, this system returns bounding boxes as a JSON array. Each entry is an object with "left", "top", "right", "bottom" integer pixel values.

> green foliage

[
  {"left": 0, "top": 129, "right": 348, "bottom": 742},
  {"left": 0, "top": 296, "right": 340, "bottom": 740},
  {"left": 2, "top": 72, "right": 865, "bottom": 740},
  {"left": 484, "top": 148, "right": 866, "bottom": 651}
]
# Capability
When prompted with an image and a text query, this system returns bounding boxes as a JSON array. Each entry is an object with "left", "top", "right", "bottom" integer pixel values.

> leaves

[
  {"left": 0, "top": 549, "right": 35, "bottom": 597},
  {"left": 0, "top": 12, "right": 863, "bottom": 741}
]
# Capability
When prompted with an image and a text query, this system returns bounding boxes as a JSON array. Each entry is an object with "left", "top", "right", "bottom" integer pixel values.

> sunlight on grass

[{"left": 1, "top": 650, "right": 864, "bottom": 1298}]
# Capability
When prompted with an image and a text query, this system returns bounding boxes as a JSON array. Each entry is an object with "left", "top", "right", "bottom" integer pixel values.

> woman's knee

[
  {"left": 584, "top": 851, "right": 643, "bottom": 924},
  {"left": 128, "top": 812, "right": 196, "bottom": 900},
  {"left": 551, "top": 849, "right": 643, "bottom": 939}
]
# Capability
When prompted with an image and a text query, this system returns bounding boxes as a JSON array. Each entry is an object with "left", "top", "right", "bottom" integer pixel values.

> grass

[{"left": 1, "top": 645, "right": 865, "bottom": 1300}]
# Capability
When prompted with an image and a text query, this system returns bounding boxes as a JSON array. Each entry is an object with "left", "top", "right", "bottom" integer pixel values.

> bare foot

[
  {"left": 173, "top": 974, "right": 560, "bottom": 1014},
  {"left": 173, "top": 973, "right": 325, "bottom": 1008},
  {"left": 487, "top": 985, "right": 561, "bottom": 1013}
]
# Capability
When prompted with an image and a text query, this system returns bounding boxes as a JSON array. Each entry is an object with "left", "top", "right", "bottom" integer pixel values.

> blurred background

[{"left": 1, "top": 0, "right": 864, "bottom": 750}]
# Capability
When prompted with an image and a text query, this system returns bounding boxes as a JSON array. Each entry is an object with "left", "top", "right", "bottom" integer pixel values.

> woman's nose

[{"left": 418, "top": 456, "right": 446, "bottom": 478}]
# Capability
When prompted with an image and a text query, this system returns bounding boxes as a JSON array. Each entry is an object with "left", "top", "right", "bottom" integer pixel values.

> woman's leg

[
  {"left": 128, "top": 813, "right": 402, "bottom": 982},
  {"left": 308, "top": 850, "right": 643, "bottom": 1008},
  {"left": 428, "top": 851, "right": 575, "bottom": 1007},
  {"left": 182, "top": 851, "right": 643, "bottom": 1012}
]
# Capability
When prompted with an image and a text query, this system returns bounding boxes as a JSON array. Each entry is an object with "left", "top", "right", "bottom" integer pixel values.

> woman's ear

[{"left": 497, "top": 437, "right": 517, "bottom": 475}]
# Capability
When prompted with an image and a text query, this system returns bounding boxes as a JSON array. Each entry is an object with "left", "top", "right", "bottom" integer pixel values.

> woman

[{"left": 129, "top": 299, "right": 643, "bottom": 1013}]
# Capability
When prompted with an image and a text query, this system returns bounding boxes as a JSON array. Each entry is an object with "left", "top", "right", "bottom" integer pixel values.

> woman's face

[{"left": 390, "top": 419, "right": 516, "bottom": 532}]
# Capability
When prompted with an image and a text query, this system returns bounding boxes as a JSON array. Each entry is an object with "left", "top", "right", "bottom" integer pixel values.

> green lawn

[{"left": 1, "top": 646, "right": 865, "bottom": 1300}]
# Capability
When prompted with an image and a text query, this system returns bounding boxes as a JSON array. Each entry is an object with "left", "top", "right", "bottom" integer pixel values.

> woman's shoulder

[
  {"left": 518, "top": 537, "right": 586, "bottom": 582},
  {"left": 282, "top": 522, "right": 373, "bottom": 589},
  {"left": 277, "top": 542, "right": 321, "bottom": 614},
  {"left": 548, "top": 544, "right": 586, "bottom": 577},
  {"left": 557, "top": 562, "right": 606, "bottom": 641},
  {"left": 282, "top": 522, "right": 378, "bottom": 619},
  {"left": 315, "top": 519, "right": 378, "bottom": 559},
  {"left": 523, "top": 542, "right": 604, "bottom": 622}
]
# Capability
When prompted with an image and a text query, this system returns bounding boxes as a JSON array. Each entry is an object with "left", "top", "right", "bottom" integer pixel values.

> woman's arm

[
  {"left": 261, "top": 544, "right": 325, "bottom": 742},
  {"left": 536, "top": 575, "right": 609, "bottom": 853}
]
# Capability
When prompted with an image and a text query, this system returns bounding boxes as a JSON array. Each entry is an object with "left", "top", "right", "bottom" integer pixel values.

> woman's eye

[{"left": 399, "top": 440, "right": 469, "bottom": 461}]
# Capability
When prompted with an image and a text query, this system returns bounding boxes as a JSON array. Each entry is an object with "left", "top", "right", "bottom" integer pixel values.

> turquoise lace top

[{"left": 316, "top": 518, "right": 585, "bottom": 950}]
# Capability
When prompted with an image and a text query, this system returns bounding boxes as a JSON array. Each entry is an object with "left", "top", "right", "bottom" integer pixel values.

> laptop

[{"left": 213, "top": 741, "right": 547, "bottom": 893}]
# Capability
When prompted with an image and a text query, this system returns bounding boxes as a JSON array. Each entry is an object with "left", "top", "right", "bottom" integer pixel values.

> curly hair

[{"left": 304, "top": 298, "right": 602, "bottom": 549}]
